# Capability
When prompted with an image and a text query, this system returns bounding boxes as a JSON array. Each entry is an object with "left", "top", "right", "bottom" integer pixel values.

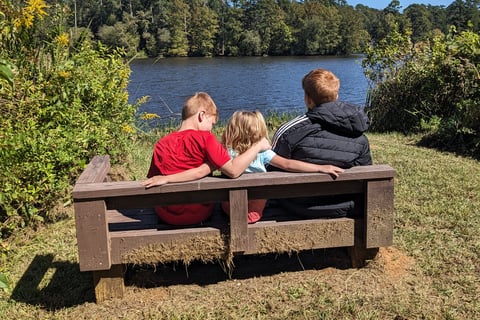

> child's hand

[
  {"left": 319, "top": 165, "right": 344, "bottom": 178},
  {"left": 257, "top": 137, "right": 271, "bottom": 151},
  {"left": 142, "top": 176, "right": 168, "bottom": 188}
]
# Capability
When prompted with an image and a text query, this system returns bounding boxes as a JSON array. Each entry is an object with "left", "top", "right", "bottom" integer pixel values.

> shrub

[
  {"left": 363, "top": 25, "right": 480, "bottom": 157},
  {"left": 0, "top": 1, "right": 138, "bottom": 237}
]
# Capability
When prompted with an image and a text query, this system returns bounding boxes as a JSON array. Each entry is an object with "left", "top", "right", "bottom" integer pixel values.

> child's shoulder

[
  {"left": 177, "top": 129, "right": 218, "bottom": 143},
  {"left": 174, "top": 129, "right": 214, "bottom": 136}
]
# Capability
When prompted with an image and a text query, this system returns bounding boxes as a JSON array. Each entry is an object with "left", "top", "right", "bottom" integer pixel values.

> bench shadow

[
  {"left": 10, "top": 250, "right": 352, "bottom": 309},
  {"left": 126, "top": 247, "right": 352, "bottom": 289},
  {"left": 10, "top": 254, "right": 95, "bottom": 310}
]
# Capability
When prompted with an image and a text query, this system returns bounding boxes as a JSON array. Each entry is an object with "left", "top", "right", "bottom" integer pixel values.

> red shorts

[{"left": 154, "top": 203, "right": 214, "bottom": 225}]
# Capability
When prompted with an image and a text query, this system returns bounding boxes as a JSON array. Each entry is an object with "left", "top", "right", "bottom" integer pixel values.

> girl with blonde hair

[
  {"left": 143, "top": 93, "right": 270, "bottom": 226},
  {"left": 221, "top": 110, "right": 344, "bottom": 223}
]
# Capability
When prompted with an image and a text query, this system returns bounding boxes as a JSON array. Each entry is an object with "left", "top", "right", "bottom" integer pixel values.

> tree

[
  {"left": 97, "top": 12, "right": 139, "bottom": 56},
  {"left": 427, "top": 4, "right": 448, "bottom": 34},
  {"left": 447, "top": 0, "right": 465, "bottom": 29},
  {"left": 363, "top": 25, "right": 480, "bottom": 157},
  {"left": 165, "top": 0, "right": 190, "bottom": 56},
  {"left": 355, "top": 5, "right": 386, "bottom": 44},
  {"left": 338, "top": 5, "right": 370, "bottom": 54},
  {"left": 188, "top": 0, "right": 219, "bottom": 56},
  {"left": 238, "top": 29, "right": 262, "bottom": 56},
  {"left": 404, "top": 4, "right": 433, "bottom": 42},
  {"left": 135, "top": 9, "right": 154, "bottom": 55},
  {"left": 220, "top": 5, "right": 244, "bottom": 56},
  {"left": 384, "top": 0, "right": 401, "bottom": 14},
  {"left": 247, "top": 0, "right": 292, "bottom": 55},
  {"left": 295, "top": 3, "right": 341, "bottom": 55}
]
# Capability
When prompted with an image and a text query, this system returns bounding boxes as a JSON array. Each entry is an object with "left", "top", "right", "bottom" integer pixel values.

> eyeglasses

[{"left": 203, "top": 111, "right": 218, "bottom": 122}]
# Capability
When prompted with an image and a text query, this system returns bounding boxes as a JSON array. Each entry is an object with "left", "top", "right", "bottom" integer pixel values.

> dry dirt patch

[{"left": 69, "top": 246, "right": 418, "bottom": 319}]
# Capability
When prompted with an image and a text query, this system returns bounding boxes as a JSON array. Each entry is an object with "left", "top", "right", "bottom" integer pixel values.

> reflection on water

[{"left": 128, "top": 56, "right": 368, "bottom": 124}]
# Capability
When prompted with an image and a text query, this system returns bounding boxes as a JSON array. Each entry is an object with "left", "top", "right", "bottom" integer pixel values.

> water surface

[{"left": 128, "top": 56, "right": 368, "bottom": 123}]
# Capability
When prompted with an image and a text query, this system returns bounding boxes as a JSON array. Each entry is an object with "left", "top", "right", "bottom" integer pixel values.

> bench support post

[
  {"left": 365, "top": 179, "right": 394, "bottom": 248},
  {"left": 349, "top": 178, "right": 394, "bottom": 267},
  {"left": 74, "top": 200, "right": 111, "bottom": 271},
  {"left": 93, "top": 264, "right": 125, "bottom": 302},
  {"left": 229, "top": 189, "right": 249, "bottom": 253}
]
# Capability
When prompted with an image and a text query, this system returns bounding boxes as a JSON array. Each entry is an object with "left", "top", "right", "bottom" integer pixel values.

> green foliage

[
  {"left": 0, "top": 272, "right": 8, "bottom": 291},
  {"left": 97, "top": 13, "right": 139, "bottom": 56},
  {"left": 165, "top": 0, "right": 190, "bottom": 57},
  {"left": 19, "top": 0, "right": 479, "bottom": 58},
  {"left": 0, "top": 59, "right": 15, "bottom": 89},
  {"left": 363, "top": 25, "right": 480, "bottom": 157},
  {"left": 294, "top": 3, "right": 342, "bottom": 55},
  {"left": 189, "top": 0, "right": 219, "bottom": 57},
  {"left": 238, "top": 30, "right": 262, "bottom": 56},
  {"left": 0, "top": 1, "right": 138, "bottom": 237}
]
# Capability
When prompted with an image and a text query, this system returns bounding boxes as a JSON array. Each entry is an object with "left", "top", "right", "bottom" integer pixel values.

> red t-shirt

[{"left": 147, "top": 130, "right": 231, "bottom": 225}]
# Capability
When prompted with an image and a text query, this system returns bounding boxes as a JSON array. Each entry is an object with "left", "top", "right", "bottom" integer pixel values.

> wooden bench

[{"left": 73, "top": 155, "right": 395, "bottom": 302}]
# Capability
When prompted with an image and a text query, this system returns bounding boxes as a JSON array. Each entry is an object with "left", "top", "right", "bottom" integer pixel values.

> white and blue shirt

[{"left": 228, "top": 148, "right": 276, "bottom": 173}]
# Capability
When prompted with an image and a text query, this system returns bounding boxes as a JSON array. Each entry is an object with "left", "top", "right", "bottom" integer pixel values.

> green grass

[{"left": 0, "top": 132, "right": 479, "bottom": 319}]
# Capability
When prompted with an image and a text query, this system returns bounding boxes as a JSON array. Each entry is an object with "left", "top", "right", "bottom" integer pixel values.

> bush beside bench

[{"left": 73, "top": 155, "right": 395, "bottom": 302}]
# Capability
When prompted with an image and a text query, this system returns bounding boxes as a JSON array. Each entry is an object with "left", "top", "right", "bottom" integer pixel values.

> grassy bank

[{"left": 0, "top": 132, "right": 479, "bottom": 319}]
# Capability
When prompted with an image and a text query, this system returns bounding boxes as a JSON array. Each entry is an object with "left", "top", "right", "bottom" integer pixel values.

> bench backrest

[{"left": 73, "top": 157, "right": 394, "bottom": 209}]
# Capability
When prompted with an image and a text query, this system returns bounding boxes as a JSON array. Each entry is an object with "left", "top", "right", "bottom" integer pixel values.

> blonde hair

[
  {"left": 302, "top": 68, "right": 340, "bottom": 106},
  {"left": 181, "top": 92, "right": 218, "bottom": 121},
  {"left": 222, "top": 110, "right": 268, "bottom": 154}
]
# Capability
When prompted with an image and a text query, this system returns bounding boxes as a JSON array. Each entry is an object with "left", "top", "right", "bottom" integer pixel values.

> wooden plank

[
  {"left": 109, "top": 227, "right": 225, "bottom": 265},
  {"left": 110, "top": 226, "right": 224, "bottom": 238},
  {"left": 108, "top": 218, "right": 355, "bottom": 262},
  {"left": 81, "top": 181, "right": 365, "bottom": 211},
  {"left": 107, "top": 208, "right": 158, "bottom": 224},
  {"left": 245, "top": 218, "right": 356, "bottom": 254},
  {"left": 74, "top": 200, "right": 111, "bottom": 271},
  {"left": 93, "top": 264, "right": 125, "bottom": 302},
  {"left": 73, "top": 165, "right": 395, "bottom": 200},
  {"left": 365, "top": 178, "right": 395, "bottom": 248},
  {"left": 248, "top": 180, "right": 364, "bottom": 200},
  {"left": 76, "top": 155, "right": 111, "bottom": 184},
  {"left": 105, "top": 190, "right": 229, "bottom": 210},
  {"left": 228, "top": 189, "right": 249, "bottom": 253}
]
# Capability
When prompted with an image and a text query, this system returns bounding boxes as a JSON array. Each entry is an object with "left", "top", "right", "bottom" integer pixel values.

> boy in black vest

[{"left": 270, "top": 68, "right": 372, "bottom": 218}]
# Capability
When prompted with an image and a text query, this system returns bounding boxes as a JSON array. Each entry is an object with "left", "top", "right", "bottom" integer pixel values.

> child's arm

[
  {"left": 269, "top": 155, "right": 344, "bottom": 178},
  {"left": 220, "top": 137, "right": 271, "bottom": 178},
  {"left": 142, "top": 163, "right": 213, "bottom": 188}
]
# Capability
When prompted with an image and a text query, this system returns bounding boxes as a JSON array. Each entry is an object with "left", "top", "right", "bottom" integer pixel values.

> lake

[{"left": 127, "top": 56, "right": 369, "bottom": 123}]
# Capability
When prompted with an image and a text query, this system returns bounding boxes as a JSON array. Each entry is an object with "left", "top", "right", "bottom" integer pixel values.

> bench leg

[
  {"left": 349, "top": 246, "right": 379, "bottom": 268},
  {"left": 93, "top": 264, "right": 125, "bottom": 302}
]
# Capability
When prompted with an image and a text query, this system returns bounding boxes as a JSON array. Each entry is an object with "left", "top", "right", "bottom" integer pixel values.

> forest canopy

[{"left": 60, "top": 0, "right": 480, "bottom": 57}]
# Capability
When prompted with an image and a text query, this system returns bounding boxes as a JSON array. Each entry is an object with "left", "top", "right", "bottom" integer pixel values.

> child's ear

[{"left": 304, "top": 94, "right": 315, "bottom": 108}]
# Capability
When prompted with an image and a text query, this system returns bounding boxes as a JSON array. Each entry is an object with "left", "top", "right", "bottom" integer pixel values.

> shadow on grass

[
  {"left": 10, "top": 254, "right": 95, "bottom": 310},
  {"left": 10, "top": 248, "right": 353, "bottom": 309},
  {"left": 126, "top": 247, "right": 353, "bottom": 289},
  {"left": 417, "top": 132, "right": 480, "bottom": 161}
]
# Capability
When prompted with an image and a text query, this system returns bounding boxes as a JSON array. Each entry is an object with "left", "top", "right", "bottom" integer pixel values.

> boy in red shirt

[{"left": 142, "top": 92, "right": 270, "bottom": 225}]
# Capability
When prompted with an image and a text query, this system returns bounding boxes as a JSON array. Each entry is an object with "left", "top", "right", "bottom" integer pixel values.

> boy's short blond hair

[
  {"left": 222, "top": 110, "right": 268, "bottom": 154},
  {"left": 182, "top": 92, "right": 218, "bottom": 121},
  {"left": 302, "top": 68, "right": 340, "bottom": 106}
]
